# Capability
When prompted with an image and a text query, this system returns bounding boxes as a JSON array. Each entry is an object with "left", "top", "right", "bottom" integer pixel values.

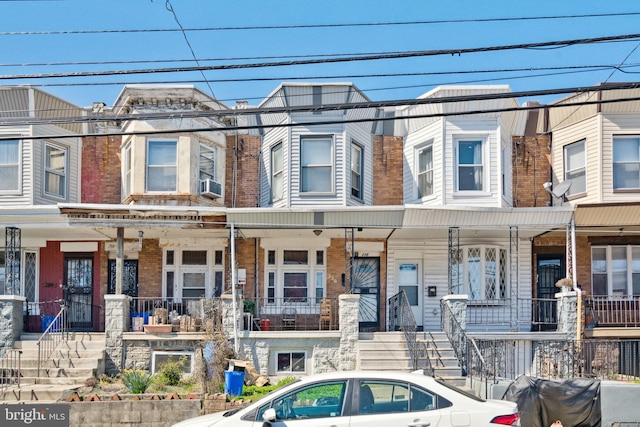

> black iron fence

[{"left": 246, "top": 297, "right": 339, "bottom": 331}]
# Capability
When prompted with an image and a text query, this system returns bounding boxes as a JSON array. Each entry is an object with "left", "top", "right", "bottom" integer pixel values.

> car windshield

[
  {"left": 241, "top": 378, "right": 302, "bottom": 422},
  {"left": 434, "top": 377, "right": 485, "bottom": 402}
]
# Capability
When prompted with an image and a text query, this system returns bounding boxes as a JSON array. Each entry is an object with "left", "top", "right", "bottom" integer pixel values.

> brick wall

[
  {"left": 81, "top": 135, "right": 122, "bottom": 204},
  {"left": 512, "top": 135, "right": 552, "bottom": 208},
  {"left": 138, "top": 239, "right": 163, "bottom": 298},
  {"left": 225, "top": 134, "right": 262, "bottom": 208},
  {"left": 373, "top": 135, "right": 404, "bottom": 205}
]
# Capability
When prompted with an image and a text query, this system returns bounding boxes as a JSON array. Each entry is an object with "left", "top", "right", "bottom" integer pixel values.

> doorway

[
  {"left": 535, "top": 255, "right": 564, "bottom": 331},
  {"left": 351, "top": 257, "right": 380, "bottom": 330},
  {"left": 64, "top": 256, "right": 94, "bottom": 331},
  {"left": 397, "top": 260, "right": 423, "bottom": 331}
]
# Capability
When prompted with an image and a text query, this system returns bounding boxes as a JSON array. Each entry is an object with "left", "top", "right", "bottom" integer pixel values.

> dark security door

[
  {"left": 536, "top": 255, "right": 564, "bottom": 331},
  {"left": 64, "top": 256, "right": 93, "bottom": 331},
  {"left": 351, "top": 257, "right": 380, "bottom": 330}
]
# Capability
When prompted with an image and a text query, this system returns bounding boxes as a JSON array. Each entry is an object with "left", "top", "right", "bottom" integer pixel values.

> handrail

[
  {"left": 440, "top": 299, "right": 487, "bottom": 383},
  {"left": 388, "top": 291, "right": 433, "bottom": 376},
  {"left": 0, "top": 349, "right": 21, "bottom": 399},
  {"left": 36, "top": 302, "right": 67, "bottom": 380}
]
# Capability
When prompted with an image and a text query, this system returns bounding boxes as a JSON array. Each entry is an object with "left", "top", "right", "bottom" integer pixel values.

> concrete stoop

[
  {"left": 357, "top": 332, "right": 413, "bottom": 372},
  {"left": 1, "top": 332, "right": 106, "bottom": 402},
  {"left": 420, "top": 331, "right": 467, "bottom": 388}
]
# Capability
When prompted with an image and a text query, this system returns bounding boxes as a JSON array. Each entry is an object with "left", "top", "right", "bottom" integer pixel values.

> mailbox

[{"left": 427, "top": 286, "right": 437, "bottom": 297}]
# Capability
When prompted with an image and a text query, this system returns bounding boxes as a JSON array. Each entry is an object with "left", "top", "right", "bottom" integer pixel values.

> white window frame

[
  {"left": 146, "top": 139, "right": 177, "bottom": 192},
  {"left": 0, "top": 139, "right": 20, "bottom": 193},
  {"left": 591, "top": 245, "right": 640, "bottom": 296},
  {"left": 151, "top": 350, "right": 195, "bottom": 376},
  {"left": 162, "top": 247, "right": 224, "bottom": 301},
  {"left": 44, "top": 142, "right": 67, "bottom": 199},
  {"left": 271, "top": 142, "right": 283, "bottom": 202},
  {"left": 456, "top": 245, "right": 508, "bottom": 300},
  {"left": 564, "top": 139, "right": 586, "bottom": 197},
  {"left": 613, "top": 136, "right": 640, "bottom": 190},
  {"left": 199, "top": 144, "right": 216, "bottom": 181},
  {"left": 122, "top": 143, "right": 132, "bottom": 197},
  {"left": 501, "top": 143, "right": 509, "bottom": 198},
  {"left": 300, "top": 136, "right": 334, "bottom": 194},
  {"left": 262, "top": 248, "right": 326, "bottom": 309},
  {"left": 274, "top": 350, "right": 307, "bottom": 374},
  {"left": 416, "top": 142, "right": 434, "bottom": 199},
  {"left": 454, "top": 137, "right": 487, "bottom": 192},
  {"left": 351, "top": 140, "right": 364, "bottom": 200}
]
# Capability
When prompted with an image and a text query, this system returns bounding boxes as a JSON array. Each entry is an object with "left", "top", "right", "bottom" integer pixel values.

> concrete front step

[
  {"left": 18, "top": 367, "right": 97, "bottom": 381},
  {"left": 358, "top": 332, "right": 413, "bottom": 371},
  {"left": 1, "top": 384, "right": 79, "bottom": 402}
]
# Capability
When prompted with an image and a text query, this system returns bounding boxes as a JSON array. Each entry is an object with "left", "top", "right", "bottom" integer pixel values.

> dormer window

[
  {"left": 301, "top": 136, "right": 333, "bottom": 193},
  {"left": 146, "top": 139, "right": 177, "bottom": 192}
]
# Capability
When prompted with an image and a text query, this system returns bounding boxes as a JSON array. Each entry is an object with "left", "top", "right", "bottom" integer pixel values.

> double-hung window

[
  {"left": 264, "top": 248, "right": 326, "bottom": 305},
  {"left": 271, "top": 142, "right": 283, "bottom": 202},
  {"left": 417, "top": 143, "right": 433, "bottom": 198},
  {"left": 300, "top": 136, "right": 332, "bottom": 193},
  {"left": 147, "top": 139, "right": 177, "bottom": 192},
  {"left": 351, "top": 141, "right": 363, "bottom": 200},
  {"left": 592, "top": 246, "right": 640, "bottom": 296},
  {"left": 456, "top": 139, "right": 484, "bottom": 191},
  {"left": 44, "top": 143, "right": 67, "bottom": 198},
  {"left": 199, "top": 144, "right": 216, "bottom": 182},
  {"left": 564, "top": 140, "right": 586, "bottom": 196},
  {"left": 613, "top": 136, "right": 640, "bottom": 190},
  {"left": 0, "top": 139, "right": 20, "bottom": 192}
]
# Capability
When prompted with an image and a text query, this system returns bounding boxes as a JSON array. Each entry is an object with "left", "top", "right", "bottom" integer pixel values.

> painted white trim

[{"left": 60, "top": 242, "right": 98, "bottom": 252}]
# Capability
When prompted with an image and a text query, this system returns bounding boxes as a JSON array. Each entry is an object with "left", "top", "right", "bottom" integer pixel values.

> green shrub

[
  {"left": 122, "top": 369, "right": 152, "bottom": 394},
  {"left": 157, "top": 356, "right": 187, "bottom": 386}
]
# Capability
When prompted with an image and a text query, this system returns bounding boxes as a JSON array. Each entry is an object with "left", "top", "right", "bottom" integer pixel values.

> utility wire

[
  {"left": 2, "top": 11, "right": 640, "bottom": 35},
  {"left": 163, "top": 0, "right": 215, "bottom": 99},
  {"left": 2, "top": 33, "right": 640, "bottom": 81},
  {"left": 2, "top": 81, "right": 640, "bottom": 127},
  {"left": 3, "top": 90, "right": 640, "bottom": 141}
]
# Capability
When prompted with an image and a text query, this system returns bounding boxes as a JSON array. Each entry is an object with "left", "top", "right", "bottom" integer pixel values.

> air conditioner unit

[{"left": 199, "top": 179, "right": 222, "bottom": 199}]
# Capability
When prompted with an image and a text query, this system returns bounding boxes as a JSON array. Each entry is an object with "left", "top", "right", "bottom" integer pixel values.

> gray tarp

[{"left": 503, "top": 376, "right": 601, "bottom": 427}]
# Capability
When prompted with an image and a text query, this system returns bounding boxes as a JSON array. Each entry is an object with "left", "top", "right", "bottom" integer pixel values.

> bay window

[
  {"left": 417, "top": 143, "right": 433, "bottom": 198},
  {"left": 0, "top": 139, "right": 19, "bottom": 192},
  {"left": 613, "top": 136, "right": 640, "bottom": 190},
  {"left": 564, "top": 140, "right": 586, "bottom": 196},
  {"left": 454, "top": 246, "right": 508, "bottom": 300},
  {"left": 271, "top": 142, "right": 283, "bottom": 202},
  {"left": 456, "top": 138, "right": 484, "bottom": 191},
  {"left": 147, "top": 139, "right": 177, "bottom": 192},
  {"left": 44, "top": 143, "right": 67, "bottom": 198},
  {"left": 351, "top": 141, "right": 363, "bottom": 199},
  {"left": 300, "top": 136, "right": 333, "bottom": 193}
]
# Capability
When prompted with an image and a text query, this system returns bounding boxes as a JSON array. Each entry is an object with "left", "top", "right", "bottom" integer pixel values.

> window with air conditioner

[{"left": 199, "top": 144, "right": 221, "bottom": 198}]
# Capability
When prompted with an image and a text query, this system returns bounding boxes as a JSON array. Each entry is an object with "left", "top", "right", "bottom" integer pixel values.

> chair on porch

[
  {"left": 281, "top": 307, "right": 297, "bottom": 330},
  {"left": 319, "top": 299, "right": 333, "bottom": 330}
]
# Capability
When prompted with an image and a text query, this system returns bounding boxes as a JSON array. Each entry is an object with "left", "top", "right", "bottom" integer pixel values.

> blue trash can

[
  {"left": 41, "top": 315, "right": 56, "bottom": 332},
  {"left": 224, "top": 371, "right": 245, "bottom": 396}
]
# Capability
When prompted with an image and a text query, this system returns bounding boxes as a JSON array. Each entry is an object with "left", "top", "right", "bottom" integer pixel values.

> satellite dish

[{"left": 550, "top": 181, "right": 572, "bottom": 198}]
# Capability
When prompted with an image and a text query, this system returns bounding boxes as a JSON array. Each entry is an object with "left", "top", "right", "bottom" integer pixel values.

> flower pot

[{"left": 144, "top": 324, "right": 172, "bottom": 333}]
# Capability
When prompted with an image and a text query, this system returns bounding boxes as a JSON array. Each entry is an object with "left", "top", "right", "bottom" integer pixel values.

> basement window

[{"left": 151, "top": 351, "right": 194, "bottom": 376}]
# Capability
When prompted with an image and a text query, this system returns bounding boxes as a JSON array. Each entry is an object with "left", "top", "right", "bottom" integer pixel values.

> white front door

[{"left": 397, "top": 261, "right": 423, "bottom": 330}]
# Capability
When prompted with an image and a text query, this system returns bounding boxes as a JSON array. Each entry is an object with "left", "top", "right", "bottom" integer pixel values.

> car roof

[{"left": 292, "top": 370, "right": 435, "bottom": 383}]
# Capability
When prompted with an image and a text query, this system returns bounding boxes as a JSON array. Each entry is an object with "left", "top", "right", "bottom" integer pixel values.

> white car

[{"left": 172, "top": 370, "right": 520, "bottom": 427}]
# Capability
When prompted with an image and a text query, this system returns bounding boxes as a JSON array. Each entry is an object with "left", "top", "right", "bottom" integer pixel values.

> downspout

[{"left": 230, "top": 223, "right": 239, "bottom": 354}]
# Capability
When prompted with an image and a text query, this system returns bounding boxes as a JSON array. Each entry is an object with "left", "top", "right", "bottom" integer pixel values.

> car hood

[{"left": 171, "top": 411, "right": 229, "bottom": 427}]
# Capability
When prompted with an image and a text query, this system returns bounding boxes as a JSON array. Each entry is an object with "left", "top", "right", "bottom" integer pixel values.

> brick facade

[
  {"left": 81, "top": 135, "right": 123, "bottom": 204},
  {"left": 512, "top": 134, "right": 552, "bottom": 208},
  {"left": 373, "top": 135, "right": 404, "bottom": 205}
]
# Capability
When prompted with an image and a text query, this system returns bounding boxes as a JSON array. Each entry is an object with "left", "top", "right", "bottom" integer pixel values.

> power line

[
  {"left": 2, "top": 11, "right": 640, "bottom": 35},
  {"left": 3, "top": 89, "right": 640, "bottom": 142},
  {"left": 2, "top": 33, "right": 640, "bottom": 81},
  {"left": 3, "top": 81, "right": 640, "bottom": 127}
]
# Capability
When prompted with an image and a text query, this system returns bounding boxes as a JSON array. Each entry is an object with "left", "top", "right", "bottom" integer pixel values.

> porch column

[
  {"left": 338, "top": 293, "right": 359, "bottom": 371},
  {"left": 104, "top": 294, "right": 130, "bottom": 375},
  {"left": 0, "top": 295, "right": 25, "bottom": 356},
  {"left": 555, "top": 278, "right": 578, "bottom": 339},
  {"left": 221, "top": 294, "right": 243, "bottom": 345}
]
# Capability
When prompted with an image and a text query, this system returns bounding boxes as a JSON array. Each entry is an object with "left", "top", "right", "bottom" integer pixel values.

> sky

[{"left": 1, "top": 0, "right": 640, "bottom": 109}]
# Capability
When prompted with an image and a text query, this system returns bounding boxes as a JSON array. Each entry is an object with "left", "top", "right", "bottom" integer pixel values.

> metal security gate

[
  {"left": 536, "top": 255, "right": 563, "bottom": 331},
  {"left": 351, "top": 257, "right": 380, "bottom": 330},
  {"left": 64, "top": 256, "right": 94, "bottom": 331}
]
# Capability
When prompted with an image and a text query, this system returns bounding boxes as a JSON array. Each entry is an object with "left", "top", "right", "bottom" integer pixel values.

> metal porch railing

[
  {"left": 36, "top": 303, "right": 67, "bottom": 380},
  {"left": 0, "top": 349, "right": 22, "bottom": 399},
  {"left": 388, "top": 291, "right": 433, "bottom": 375}
]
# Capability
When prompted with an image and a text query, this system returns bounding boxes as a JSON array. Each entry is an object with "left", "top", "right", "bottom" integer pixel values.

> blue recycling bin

[
  {"left": 41, "top": 315, "right": 56, "bottom": 332},
  {"left": 224, "top": 371, "right": 245, "bottom": 396}
]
